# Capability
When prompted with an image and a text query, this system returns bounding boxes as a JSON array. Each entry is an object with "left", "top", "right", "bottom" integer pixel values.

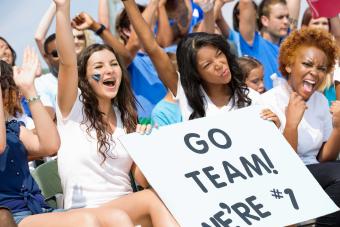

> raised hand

[
  {"left": 285, "top": 92, "right": 307, "bottom": 128},
  {"left": 71, "top": 12, "right": 95, "bottom": 31},
  {"left": 330, "top": 101, "right": 340, "bottom": 129},
  {"left": 12, "top": 47, "right": 40, "bottom": 97}
]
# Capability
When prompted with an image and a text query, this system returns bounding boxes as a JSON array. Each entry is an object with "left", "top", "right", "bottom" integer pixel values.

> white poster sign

[{"left": 119, "top": 105, "right": 338, "bottom": 227}]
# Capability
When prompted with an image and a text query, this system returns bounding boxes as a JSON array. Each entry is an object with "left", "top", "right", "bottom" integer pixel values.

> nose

[
  {"left": 214, "top": 61, "right": 223, "bottom": 71},
  {"left": 104, "top": 64, "right": 114, "bottom": 74}
]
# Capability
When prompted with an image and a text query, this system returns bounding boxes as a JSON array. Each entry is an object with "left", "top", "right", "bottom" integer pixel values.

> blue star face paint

[{"left": 92, "top": 74, "right": 101, "bottom": 82}]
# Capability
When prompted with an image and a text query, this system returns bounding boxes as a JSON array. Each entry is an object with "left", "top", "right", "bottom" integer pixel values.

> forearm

[
  {"left": 330, "top": 15, "right": 340, "bottom": 48},
  {"left": 91, "top": 22, "right": 133, "bottom": 64},
  {"left": 286, "top": 0, "right": 300, "bottom": 30},
  {"left": 98, "top": 0, "right": 110, "bottom": 29},
  {"left": 122, "top": 0, "right": 159, "bottom": 56},
  {"left": 215, "top": 10, "right": 230, "bottom": 37},
  {"left": 55, "top": 0, "right": 78, "bottom": 116},
  {"left": 156, "top": 4, "right": 174, "bottom": 47},
  {"left": 35, "top": 2, "right": 56, "bottom": 55},
  {"left": 56, "top": 2, "right": 76, "bottom": 67},
  {"left": 23, "top": 88, "right": 60, "bottom": 156},
  {"left": 318, "top": 129, "right": 340, "bottom": 162},
  {"left": 195, "top": 9, "right": 215, "bottom": 33},
  {"left": 0, "top": 89, "right": 6, "bottom": 154},
  {"left": 283, "top": 125, "right": 298, "bottom": 152},
  {"left": 239, "top": 0, "right": 256, "bottom": 44}
]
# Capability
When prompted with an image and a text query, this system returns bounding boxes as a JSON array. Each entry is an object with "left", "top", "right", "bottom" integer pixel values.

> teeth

[{"left": 304, "top": 79, "right": 315, "bottom": 84}]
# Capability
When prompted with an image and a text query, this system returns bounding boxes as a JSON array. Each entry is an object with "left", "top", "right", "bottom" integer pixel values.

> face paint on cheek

[{"left": 92, "top": 74, "right": 101, "bottom": 82}]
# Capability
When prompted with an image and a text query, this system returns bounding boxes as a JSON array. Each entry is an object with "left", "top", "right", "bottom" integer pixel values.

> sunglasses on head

[{"left": 50, "top": 50, "right": 58, "bottom": 58}]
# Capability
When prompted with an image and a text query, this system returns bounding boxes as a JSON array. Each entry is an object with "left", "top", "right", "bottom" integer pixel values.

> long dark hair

[
  {"left": 176, "top": 33, "right": 251, "bottom": 120},
  {"left": 77, "top": 44, "right": 137, "bottom": 162}
]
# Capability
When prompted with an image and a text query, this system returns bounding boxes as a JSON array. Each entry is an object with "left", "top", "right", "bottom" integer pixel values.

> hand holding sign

[{"left": 119, "top": 106, "right": 338, "bottom": 227}]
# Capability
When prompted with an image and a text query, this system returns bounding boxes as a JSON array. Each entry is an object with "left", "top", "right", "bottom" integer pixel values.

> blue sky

[{"left": 0, "top": 0, "right": 99, "bottom": 67}]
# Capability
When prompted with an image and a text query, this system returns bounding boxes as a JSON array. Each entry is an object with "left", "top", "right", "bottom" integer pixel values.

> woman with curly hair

[
  {"left": 261, "top": 27, "right": 340, "bottom": 226},
  {"left": 54, "top": 0, "right": 179, "bottom": 226},
  {"left": 120, "top": 0, "right": 280, "bottom": 124}
]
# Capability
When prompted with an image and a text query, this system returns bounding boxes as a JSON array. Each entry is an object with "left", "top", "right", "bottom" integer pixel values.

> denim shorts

[{"left": 13, "top": 208, "right": 64, "bottom": 224}]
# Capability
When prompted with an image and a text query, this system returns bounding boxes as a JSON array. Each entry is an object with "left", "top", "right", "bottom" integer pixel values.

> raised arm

[
  {"left": 239, "top": 0, "right": 257, "bottom": 45},
  {"left": 55, "top": 0, "right": 78, "bottom": 117},
  {"left": 156, "top": 0, "right": 174, "bottom": 47},
  {"left": 34, "top": 2, "right": 56, "bottom": 63},
  {"left": 317, "top": 101, "right": 340, "bottom": 162},
  {"left": 72, "top": 12, "right": 133, "bottom": 65},
  {"left": 98, "top": 0, "right": 110, "bottom": 29},
  {"left": 214, "top": 0, "right": 233, "bottom": 37},
  {"left": 286, "top": 0, "right": 300, "bottom": 31},
  {"left": 194, "top": 0, "right": 215, "bottom": 33},
  {"left": 14, "top": 48, "right": 60, "bottom": 156},
  {"left": 0, "top": 87, "right": 6, "bottom": 154},
  {"left": 330, "top": 14, "right": 340, "bottom": 48},
  {"left": 122, "top": 0, "right": 178, "bottom": 95}
]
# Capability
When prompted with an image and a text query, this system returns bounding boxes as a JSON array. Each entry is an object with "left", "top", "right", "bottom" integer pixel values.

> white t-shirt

[
  {"left": 56, "top": 92, "right": 133, "bottom": 209},
  {"left": 35, "top": 73, "right": 58, "bottom": 110},
  {"left": 261, "top": 84, "right": 333, "bottom": 165},
  {"left": 175, "top": 78, "right": 261, "bottom": 121}
]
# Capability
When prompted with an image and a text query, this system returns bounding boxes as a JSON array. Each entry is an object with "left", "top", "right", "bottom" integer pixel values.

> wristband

[
  {"left": 95, "top": 24, "right": 106, "bottom": 36},
  {"left": 26, "top": 95, "right": 40, "bottom": 104}
]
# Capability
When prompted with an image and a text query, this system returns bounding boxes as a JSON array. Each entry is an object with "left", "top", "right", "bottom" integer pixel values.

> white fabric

[
  {"left": 261, "top": 84, "right": 333, "bottom": 165},
  {"left": 56, "top": 91, "right": 133, "bottom": 209},
  {"left": 35, "top": 73, "right": 58, "bottom": 110},
  {"left": 175, "top": 77, "right": 261, "bottom": 121}
]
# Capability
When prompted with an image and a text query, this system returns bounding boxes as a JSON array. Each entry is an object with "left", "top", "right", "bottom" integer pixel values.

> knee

[
  {"left": 0, "top": 208, "right": 16, "bottom": 227},
  {"left": 78, "top": 212, "right": 101, "bottom": 227},
  {"left": 109, "top": 209, "right": 133, "bottom": 226}
]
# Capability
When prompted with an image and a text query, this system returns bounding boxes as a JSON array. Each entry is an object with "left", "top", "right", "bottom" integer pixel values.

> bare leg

[
  {"left": 0, "top": 208, "right": 17, "bottom": 227},
  {"left": 19, "top": 211, "right": 100, "bottom": 227},
  {"left": 19, "top": 208, "right": 134, "bottom": 227},
  {"left": 73, "top": 208, "right": 135, "bottom": 227},
  {"left": 100, "top": 189, "right": 179, "bottom": 227}
]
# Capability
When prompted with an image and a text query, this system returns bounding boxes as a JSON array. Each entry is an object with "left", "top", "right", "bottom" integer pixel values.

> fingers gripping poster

[{"left": 119, "top": 106, "right": 338, "bottom": 227}]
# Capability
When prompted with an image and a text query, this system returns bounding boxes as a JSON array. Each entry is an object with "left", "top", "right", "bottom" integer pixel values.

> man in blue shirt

[{"left": 238, "top": 0, "right": 290, "bottom": 90}]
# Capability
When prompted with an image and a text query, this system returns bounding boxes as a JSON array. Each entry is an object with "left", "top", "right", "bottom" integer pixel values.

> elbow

[{"left": 41, "top": 136, "right": 60, "bottom": 156}]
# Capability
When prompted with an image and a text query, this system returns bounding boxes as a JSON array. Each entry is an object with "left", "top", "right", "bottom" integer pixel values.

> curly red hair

[{"left": 279, "top": 28, "right": 339, "bottom": 78}]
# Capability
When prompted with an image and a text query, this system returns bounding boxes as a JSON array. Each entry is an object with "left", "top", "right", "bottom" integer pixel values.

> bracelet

[
  {"left": 95, "top": 24, "right": 106, "bottom": 36},
  {"left": 26, "top": 95, "right": 40, "bottom": 104}
]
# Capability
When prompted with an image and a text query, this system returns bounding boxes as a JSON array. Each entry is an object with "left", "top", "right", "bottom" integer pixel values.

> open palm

[{"left": 13, "top": 47, "right": 40, "bottom": 92}]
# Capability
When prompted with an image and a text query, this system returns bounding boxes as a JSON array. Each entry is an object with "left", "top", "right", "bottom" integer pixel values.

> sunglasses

[
  {"left": 74, "top": 34, "right": 86, "bottom": 40},
  {"left": 49, "top": 50, "right": 58, "bottom": 58}
]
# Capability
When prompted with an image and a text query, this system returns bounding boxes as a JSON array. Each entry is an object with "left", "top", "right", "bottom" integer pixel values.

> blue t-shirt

[
  {"left": 151, "top": 99, "right": 182, "bottom": 127},
  {"left": 324, "top": 84, "right": 336, "bottom": 106},
  {"left": 128, "top": 52, "right": 167, "bottom": 118},
  {"left": 239, "top": 32, "right": 282, "bottom": 90},
  {"left": 0, "top": 120, "right": 48, "bottom": 214}
]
